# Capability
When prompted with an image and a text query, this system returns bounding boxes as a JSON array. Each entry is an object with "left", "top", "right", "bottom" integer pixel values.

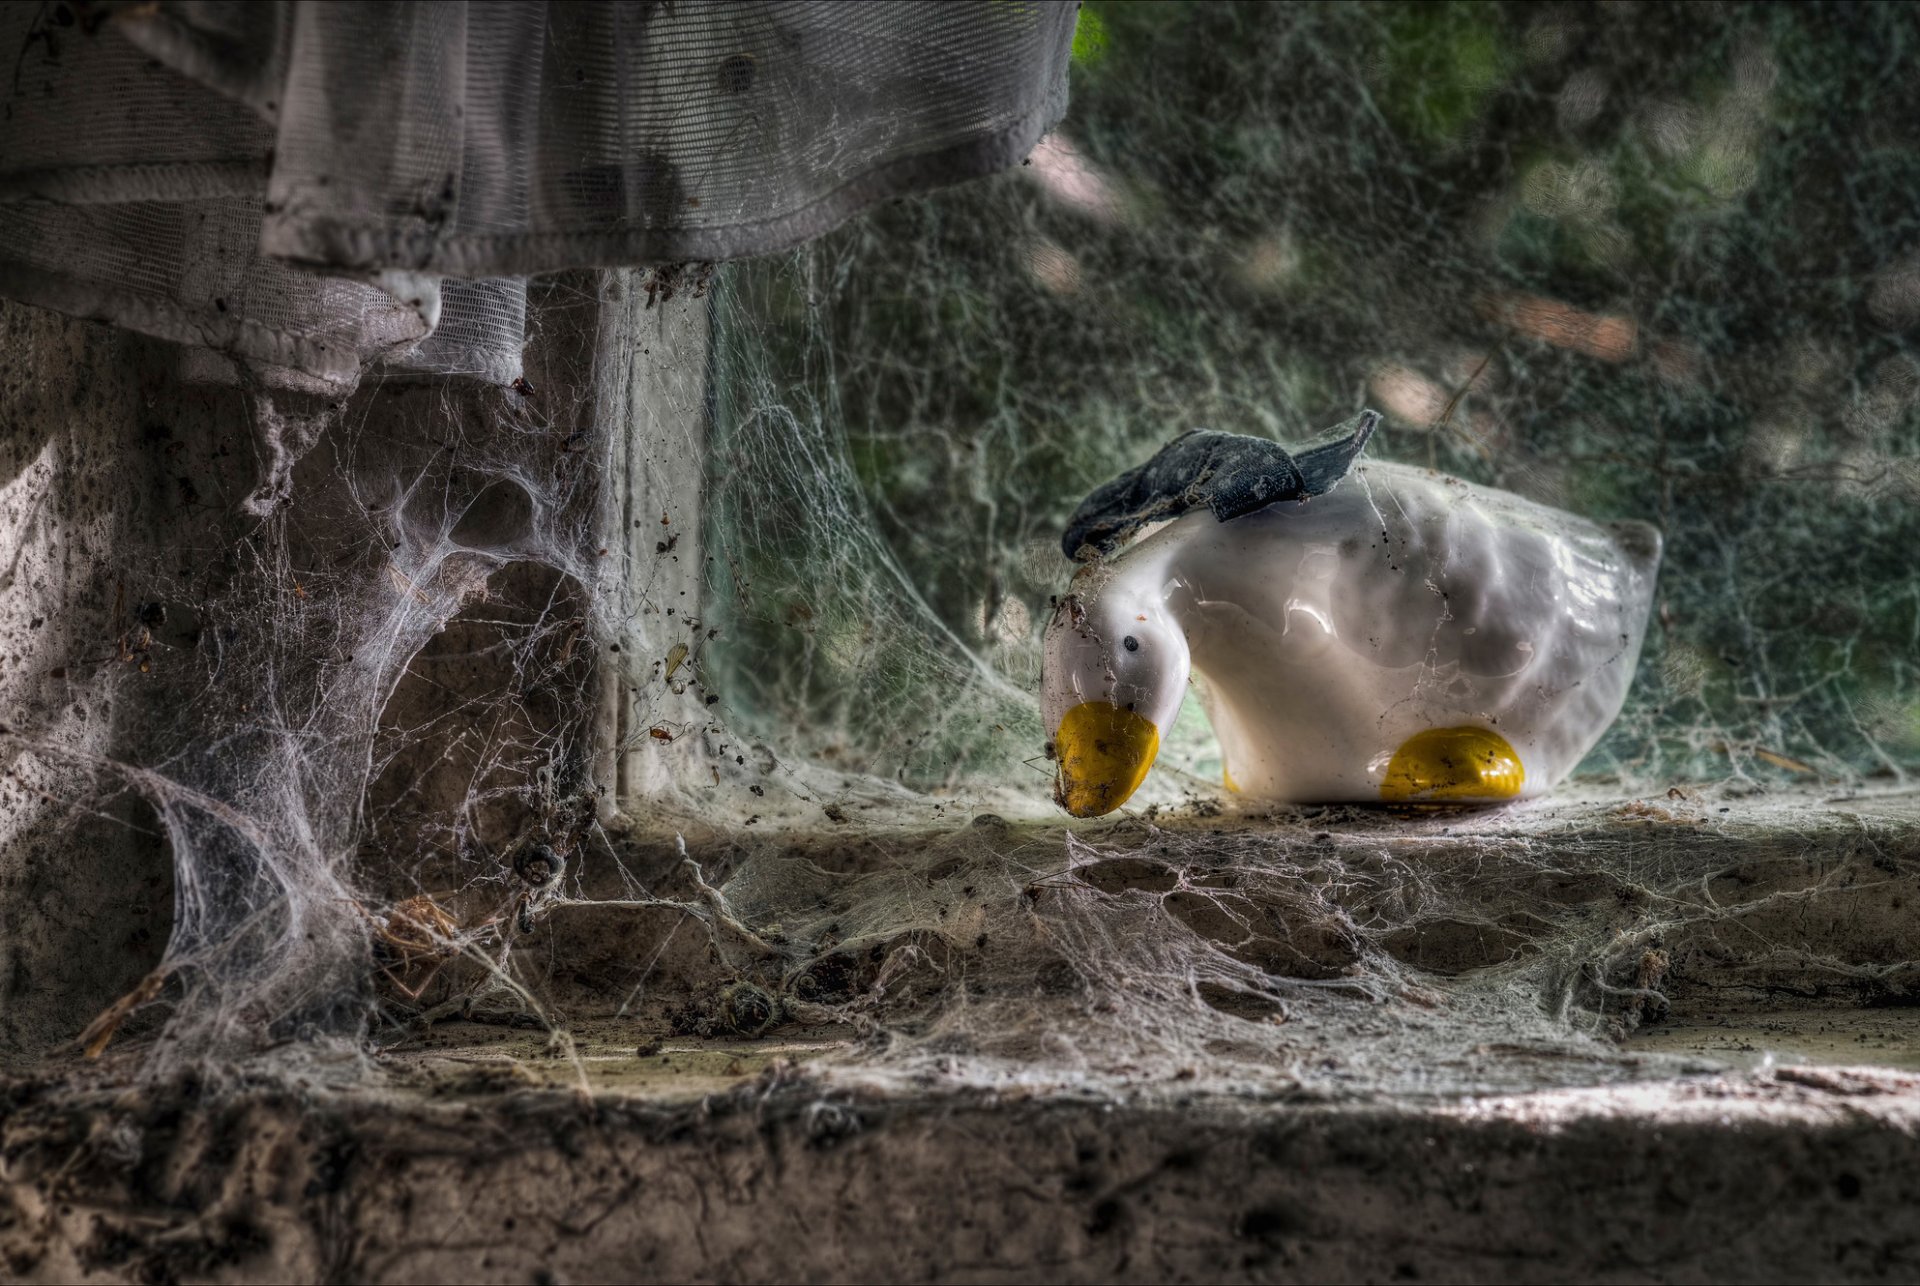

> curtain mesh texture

[{"left": 0, "top": 0, "right": 1074, "bottom": 388}]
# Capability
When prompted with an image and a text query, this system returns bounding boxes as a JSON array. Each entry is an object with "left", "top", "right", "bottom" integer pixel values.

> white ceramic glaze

[{"left": 1041, "top": 460, "right": 1662, "bottom": 810}]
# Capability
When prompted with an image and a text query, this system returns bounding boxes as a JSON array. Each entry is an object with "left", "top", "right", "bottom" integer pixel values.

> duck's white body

[{"left": 1042, "top": 460, "right": 1661, "bottom": 811}]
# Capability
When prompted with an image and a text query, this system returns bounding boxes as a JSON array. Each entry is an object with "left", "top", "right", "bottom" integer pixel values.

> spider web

[{"left": 3, "top": 1, "right": 1918, "bottom": 1092}]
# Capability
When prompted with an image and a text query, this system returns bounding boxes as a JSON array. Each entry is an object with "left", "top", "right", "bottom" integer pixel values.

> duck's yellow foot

[{"left": 1380, "top": 726, "right": 1524, "bottom": 803}]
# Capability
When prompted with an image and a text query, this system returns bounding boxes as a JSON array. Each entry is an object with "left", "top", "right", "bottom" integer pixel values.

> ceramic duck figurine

[{"left": 1041, "top": 411, "right": 1662, "bottom": 816}]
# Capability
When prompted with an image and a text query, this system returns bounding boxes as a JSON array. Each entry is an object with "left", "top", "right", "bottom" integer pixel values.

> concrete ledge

[{"left": 4, "top": 1064, "right": 1918, "bottom": 1284}]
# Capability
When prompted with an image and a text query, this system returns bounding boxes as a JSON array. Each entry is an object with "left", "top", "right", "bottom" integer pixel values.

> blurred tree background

[{"left": 707, "top": 1, "right": 1920, "bottom": 795}]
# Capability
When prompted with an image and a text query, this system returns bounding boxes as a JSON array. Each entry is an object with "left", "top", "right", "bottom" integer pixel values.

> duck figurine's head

[
  {"left": 1040, "top": 411, "right": 1661, "bottom": 816},
  {"left": 1041, "top": 573, "right": 1191, "bottom": 817}
]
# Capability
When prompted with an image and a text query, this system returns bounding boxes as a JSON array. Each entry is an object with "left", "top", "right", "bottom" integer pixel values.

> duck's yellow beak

[{"left": 1052, "top": 701, "right": 1160, "bottom": 817}]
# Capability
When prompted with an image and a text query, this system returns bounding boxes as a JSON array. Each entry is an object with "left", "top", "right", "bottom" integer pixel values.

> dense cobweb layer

[
  {"left": 518, "top": 2, "right": 1920, "bottom": 1091},
  {"left": 7, "top": 2, "right": 1918, "bottom": 1086}
]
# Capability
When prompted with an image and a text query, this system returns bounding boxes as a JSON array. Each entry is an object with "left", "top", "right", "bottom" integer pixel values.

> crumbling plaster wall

[
  {"left": 0, "top": 276, "right": 709, "bottom": 1064},
  {"left": 0, "top": 295, "right": 539, "bottom": 1063},
  {"left": 1, "top": 300, "right": 182, "bottom": 1063}
]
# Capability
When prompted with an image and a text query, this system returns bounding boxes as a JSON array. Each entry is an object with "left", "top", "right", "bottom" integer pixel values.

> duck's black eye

[{"left": 1122, "top": 635, "right": 1139, "bottom": 652}]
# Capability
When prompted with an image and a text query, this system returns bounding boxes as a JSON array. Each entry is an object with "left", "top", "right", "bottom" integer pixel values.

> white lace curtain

[{"left": 0, "top": 0, "right": 1074, "bottom": 390}]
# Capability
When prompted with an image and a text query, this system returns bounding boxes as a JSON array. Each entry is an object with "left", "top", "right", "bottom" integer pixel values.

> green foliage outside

[{"left": 712, "top": 1, "right": 1920, "bottom": 792}]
